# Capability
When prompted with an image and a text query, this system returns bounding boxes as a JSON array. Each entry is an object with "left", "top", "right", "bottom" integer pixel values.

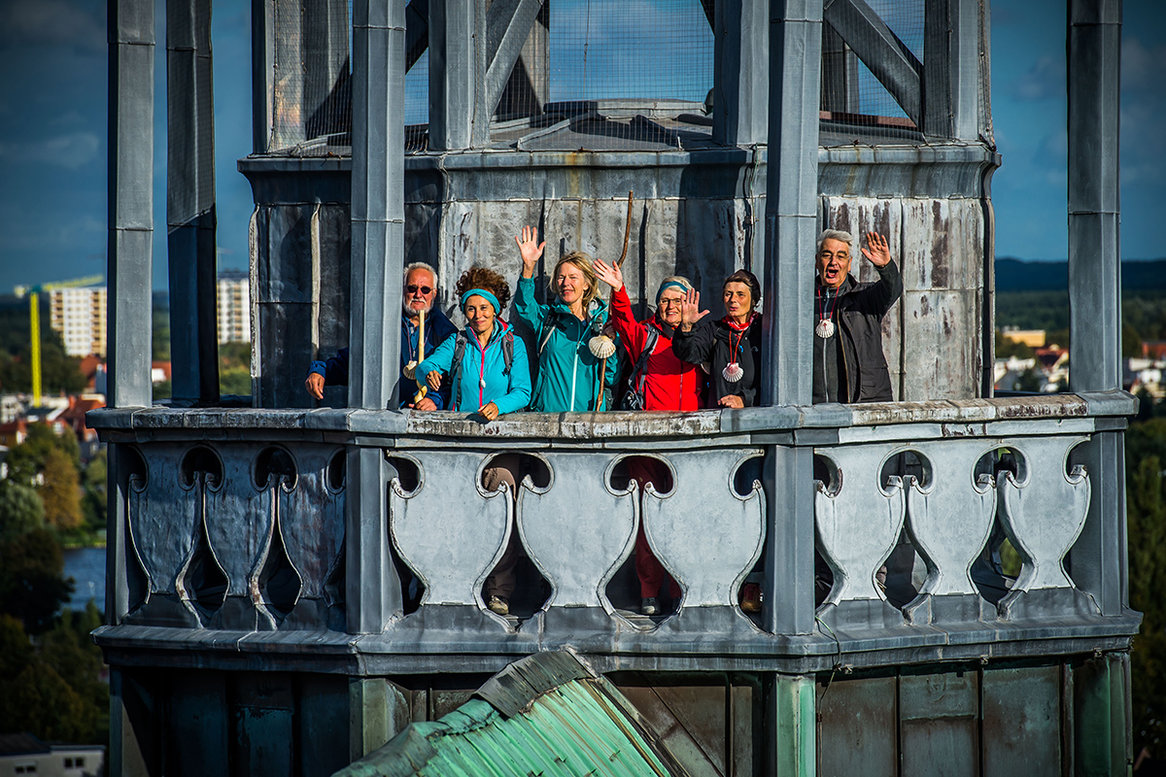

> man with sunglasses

[{"left": 305, "top": 262, "right": 458, "bottom": 409}]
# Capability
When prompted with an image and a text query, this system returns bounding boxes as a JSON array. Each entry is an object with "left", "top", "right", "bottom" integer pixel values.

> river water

[{"left": 62, "top": 546, "right": 106, "bottom": 612}]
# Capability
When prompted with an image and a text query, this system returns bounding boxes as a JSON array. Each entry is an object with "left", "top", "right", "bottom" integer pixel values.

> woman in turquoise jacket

[
  {"left": 513, "top": 225, "right": 616, "bottom": 412},
  {"left": 414, "top": 266, "right": 531, "bottom": 617},
  {"left": 416, "top": 267, "right": 531, "bottom": 418}
]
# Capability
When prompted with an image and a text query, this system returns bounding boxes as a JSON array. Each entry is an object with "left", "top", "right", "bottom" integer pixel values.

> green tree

[
  {"left": 0, "top": 480, "right": 45, "bottom": 540},
  {"left": 1015, "top": 367, "right": 1044, "bottom": 392},
  {"left": 39, "top": 447, "right": 83, "bottom": 531},
  {"left": 1127, "top": 418, "right": 1166, "bottom": 757},
  {"left": 6, "top": 422, "right": 81, "bottom": 486},
  {"left": 0, "top": 528, "right": 73, "bottom": 634},
  {"left": 81, "top": 448, "right": 107, "bottom": 530}
]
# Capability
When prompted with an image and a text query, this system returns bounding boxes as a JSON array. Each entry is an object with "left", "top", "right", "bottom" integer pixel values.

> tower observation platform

[{"left": 97, "top": 1, "right": 1136, "bottom": 774}]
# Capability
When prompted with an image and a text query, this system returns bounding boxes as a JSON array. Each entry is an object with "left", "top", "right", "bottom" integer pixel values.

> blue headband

[
  {"left": 460, "top": 288, "right": 501, "bottom": 314},
  {"left": 656, "top": 280, "right": 689, "bottom": 302}
]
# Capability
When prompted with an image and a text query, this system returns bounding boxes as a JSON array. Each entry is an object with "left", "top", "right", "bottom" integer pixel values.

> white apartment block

[
  {"left": 217, "top": 270, "right": 251, "bottom": 344},
  {"left": 49, "top": 286, "right": 107, "bottom": 358}
]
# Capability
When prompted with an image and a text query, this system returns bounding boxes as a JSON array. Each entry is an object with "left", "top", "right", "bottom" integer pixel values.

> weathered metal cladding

[{"left": 251, "top": 202, "right": 351, "bottom": 408}]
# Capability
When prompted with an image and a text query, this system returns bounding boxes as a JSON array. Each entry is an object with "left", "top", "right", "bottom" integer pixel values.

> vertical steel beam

[
  {"left": 251, "top": 0, "right": 275, "bottom": 152},
  {"left": 1066, "top": 0, "right": 1126, "bottom": 617},
  {"left": 820, "top": 25, "right": 858, "bottom": 114},
  {"left": 761, "top": 0, "right": 822, "bottom": 638},
  {"left": 167, "top": 0, "right": 220, "bottom": 403},
  {"left": 428, "top": 0, "right": 488, "bottom": 149},
  {"left": 764, "top": 673, "right": 817, "bottom": 776},
  {"left": 108, "top": 0, "right": 154, "bottom": 638},
  {"left": 108, "top": 0, "right": 155, "bottom": 410},
  {"left": 348, "top": 678, "right": 411, "bottom": 762},
  {"left": 923, "top": 0, "right": 986, "bottom": 140},
  {"left": 347, "top": 0, "right": 405, "bottom": 632},
  {"left": 713, "top": 0, "right": 769, "bottom": 146}
]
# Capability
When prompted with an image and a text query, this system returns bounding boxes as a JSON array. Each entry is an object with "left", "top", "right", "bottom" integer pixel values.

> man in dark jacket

[
  {"left": 812, "top": 229, "right": 902, "bottom": 404},
  {"left": 304, "top": 262, "right": 458, "bottom": 408}
]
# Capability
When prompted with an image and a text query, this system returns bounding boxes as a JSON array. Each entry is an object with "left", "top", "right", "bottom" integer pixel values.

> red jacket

[{"left": 610, "top": 286, "right": 704, "bottom": 411}]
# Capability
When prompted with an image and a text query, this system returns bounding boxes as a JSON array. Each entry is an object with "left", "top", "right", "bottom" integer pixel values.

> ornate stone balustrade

[{"left": 89, "top": 392, "right": 1139, "bottom": 673}]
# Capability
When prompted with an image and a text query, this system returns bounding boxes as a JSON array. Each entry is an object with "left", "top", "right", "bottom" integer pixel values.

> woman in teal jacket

[
  {"left": 414, "top": 266, "right": 531, "bottom": 617},
  {"left": 416, "top": 267, "right": 531, "bottom": 418},
  {"left": 513, "top": 225, "right": 616, "bottom": 412}
]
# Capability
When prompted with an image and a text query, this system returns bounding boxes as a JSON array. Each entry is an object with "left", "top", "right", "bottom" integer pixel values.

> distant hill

[{"left": 995, "top": 258, "right": 1166, "bottom": 293}]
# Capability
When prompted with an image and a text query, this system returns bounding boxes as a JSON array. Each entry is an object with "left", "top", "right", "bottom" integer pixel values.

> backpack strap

[
  {"left": 446, "top": 333, "right": 469, "bottom": 411},
  {"left": 630, "top": 324, "right": 659, "bottom": 393},
  {"left": 501, "top": 330, "right": 514, "bottom": 374}
]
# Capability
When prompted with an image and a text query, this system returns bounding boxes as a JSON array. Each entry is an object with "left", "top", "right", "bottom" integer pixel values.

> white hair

[
  {"left": 817, "top": 229, "right": 854, "bottom": 254},
  {"left": 403, "top": 262, "right": 437, "bottom": 282}
]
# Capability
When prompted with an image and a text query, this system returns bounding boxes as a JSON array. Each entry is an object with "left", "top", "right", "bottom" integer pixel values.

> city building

[
  {"left": 0, "top": 733, "right": 104, "bottom": 777},
  {"left": 48, "top": 286, "right": 106, "bottom": 358},
  {"left": 216, "top": 270, "right": 250, "bottom": 344}
]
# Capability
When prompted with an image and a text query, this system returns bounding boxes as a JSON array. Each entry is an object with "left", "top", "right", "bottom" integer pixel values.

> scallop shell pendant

[
  {"left": 815, "top": 319, "right": 835, "bottom": 338},
  {"left": 722, "top": 362, "right": 744, "bottom": 382},
  {"left": 588, "top": 334, "right": 617, "bottom": 359},
  {"left": 479, "top": 376, "right": 487, "bottom": 389}
]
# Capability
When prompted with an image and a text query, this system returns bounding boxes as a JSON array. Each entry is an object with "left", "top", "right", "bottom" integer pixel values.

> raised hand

[
  {"left": 861, "top": 232, "right": 892, "bottom": 267},
  {"left": 515, "top": 225, "right": 546, "bottom": 278},
  {"left": 679, "top": 288, "right": 710, "bottom": 331},
  {"left": 426, "top": 370, "right": 443, "bottom": 391},
  {"left": 593, "top": 258, "right": 623, "bottom": 292}
]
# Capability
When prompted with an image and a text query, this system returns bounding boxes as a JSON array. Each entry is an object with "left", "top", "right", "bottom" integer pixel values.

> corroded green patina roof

[{"left": 338, "top": 652, "right": 692, "bottom": 777}]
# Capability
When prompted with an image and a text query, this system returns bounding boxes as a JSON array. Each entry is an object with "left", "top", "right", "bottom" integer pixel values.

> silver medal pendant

[
  {"left": 815, "top": 319, "right": 835, "bottom": 338},
  {"left": 722, "top": 362, "right": 744, "bottom": 382}
]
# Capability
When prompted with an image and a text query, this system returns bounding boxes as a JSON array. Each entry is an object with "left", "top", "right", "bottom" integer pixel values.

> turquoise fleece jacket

[
  {"left": 513, "top": 275, "right": 615, "bottom": 412},
  {"left": 416, "top": 321, "right": 531, "bottom": 415}
]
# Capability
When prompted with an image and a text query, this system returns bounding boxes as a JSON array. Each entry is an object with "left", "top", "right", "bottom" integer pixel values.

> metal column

[
  {"left": 1066, "top": 0, "right": 1126, "bottom": 617},
  {"left": 713, "top": 0, "right": 769, "bottom": 146},
  {"left": 107, "top": 0, "right": 155, "bottom": 627},
  {"left": 346, "top": 0, "right": 405, "bottom": 632},
  {"left": 761, "top": 0, "right": 822, "bottom": 637},
  {"left": 167, "top": 0, "right": 220, "bottom": 403},
  {"left": 428, "top": 0, "right": 488, "bottom": 150},
  {"left": 922, "top": 0, "right": 987, "bottom": 140}
]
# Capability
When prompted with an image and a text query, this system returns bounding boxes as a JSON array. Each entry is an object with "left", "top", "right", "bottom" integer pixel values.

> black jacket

[
  {"left": 813, "top": 261, "right": 902, "bottom": 403},
  {"left": 672, "top": 316, "right": 762, "bottom": 407}
]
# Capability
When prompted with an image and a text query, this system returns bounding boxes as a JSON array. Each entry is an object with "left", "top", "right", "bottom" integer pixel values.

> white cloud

[{"left": 0, "top": 131, "right": 100, "bottom": 169}]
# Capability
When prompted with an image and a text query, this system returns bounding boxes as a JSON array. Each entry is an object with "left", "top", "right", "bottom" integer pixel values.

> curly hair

[{"left": 455, "top": 265, "right": 512, "bottom": 312}]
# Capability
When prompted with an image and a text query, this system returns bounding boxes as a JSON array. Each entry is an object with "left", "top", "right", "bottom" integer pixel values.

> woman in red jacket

[{"left": 595, "top": 259, "right": 705, "bottom": 616}]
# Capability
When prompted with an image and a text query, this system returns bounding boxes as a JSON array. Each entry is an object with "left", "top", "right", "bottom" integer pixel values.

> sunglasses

[{"left": 406, "top": 284, "right": 433, "bottom": 295}]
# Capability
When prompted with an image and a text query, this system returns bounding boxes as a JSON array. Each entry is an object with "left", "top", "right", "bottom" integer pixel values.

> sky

[{"left": 0, "top": 0, "right": 1162, "bottom": 295}]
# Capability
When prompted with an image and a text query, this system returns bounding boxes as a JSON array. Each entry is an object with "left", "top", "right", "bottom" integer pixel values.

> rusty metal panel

[
  {"left": 816, "top": 675, "right": 897, "bottom": 777},
  {"left": 900, "top": 670, "right": 979, "bottom": 777},
  {"left": 981, "top": 665, "right": 1062, "bottom": 777},
  {"left": 168, "top": 672, "right": 229, "bottom": 777},
  {"left": 729, "top": 676, "right": 757, "bottom": 777},
  {"left": 298, "top": 675, "right": 351, "bottom": 777},
  {"left": 901, "top": 289, "right": 979, "bottom": 400},
  {"left": 232, "top": 673, "right": 295, "bottom": 777},
  {"left": 616, "top": 680, "right": 728, "bottom": 777}
]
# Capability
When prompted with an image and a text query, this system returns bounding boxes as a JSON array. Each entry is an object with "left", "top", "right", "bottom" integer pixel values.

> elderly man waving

[{"left": 812, "top": 229, "right": 902, "bottom": 404}]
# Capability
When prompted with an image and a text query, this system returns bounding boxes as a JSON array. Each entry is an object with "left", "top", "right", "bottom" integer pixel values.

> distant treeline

[{"left": 995, "top": 259, "right": 1166, "bottom": 344}]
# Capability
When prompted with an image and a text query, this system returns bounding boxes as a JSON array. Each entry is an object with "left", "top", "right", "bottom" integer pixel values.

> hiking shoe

[
  {"left": 641, "top": 597, "right": 659, "bottom": 616},
  {"left": 740, "top": 583, "right": 762, "bottom": 614},
  {"left": 487, "top": 595, "right": 509, "bottom": 616}
]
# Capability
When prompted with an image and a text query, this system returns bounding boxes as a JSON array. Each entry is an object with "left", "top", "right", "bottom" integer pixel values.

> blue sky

[{"left": 0, "top": 0, "right": 1162, "bottom": 294}]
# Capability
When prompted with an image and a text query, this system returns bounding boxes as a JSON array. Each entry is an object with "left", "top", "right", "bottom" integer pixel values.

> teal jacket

[
  {"left": 513, "top": 276, "right": 616, "bottom": 412},
  {"left": 416, "top": 321, "right": 531, "bottom": 415}
]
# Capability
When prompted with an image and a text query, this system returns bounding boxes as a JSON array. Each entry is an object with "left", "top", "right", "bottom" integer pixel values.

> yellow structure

[
  {"left": 1000, "top": 328, "right": 1046, "bottom": 348},
  {"left": 13, "top": 275, "right": 103, "bottom": 406}
]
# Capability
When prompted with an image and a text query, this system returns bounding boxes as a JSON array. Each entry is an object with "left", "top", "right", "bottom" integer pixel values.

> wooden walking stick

[{"left": 592, "top": 191, "right": 635, "bottom": 408}]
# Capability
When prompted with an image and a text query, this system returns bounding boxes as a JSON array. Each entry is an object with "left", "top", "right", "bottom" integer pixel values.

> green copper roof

[{"left": 338, "top": 652, "right": 692, "bottom": 777}]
